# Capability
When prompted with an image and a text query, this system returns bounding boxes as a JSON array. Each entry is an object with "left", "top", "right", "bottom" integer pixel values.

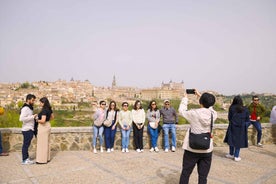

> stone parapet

[{"left": 0, "top": 123, "right": 274, "bottom": 152}]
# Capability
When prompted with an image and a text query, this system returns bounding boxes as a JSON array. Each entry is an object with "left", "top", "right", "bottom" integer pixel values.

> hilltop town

[{"left": 0, "top": 76, "right": 224, "bottom": 110}]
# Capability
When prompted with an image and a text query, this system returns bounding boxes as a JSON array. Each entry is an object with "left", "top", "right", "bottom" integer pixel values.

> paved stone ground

[{"left": 1, "top": 145, "right": 275, "bottom": 184}]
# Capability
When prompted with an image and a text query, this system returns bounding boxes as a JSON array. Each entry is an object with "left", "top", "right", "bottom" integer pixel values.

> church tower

[{"left": 112, "top": 75, "right": 117, "bottom": 88}]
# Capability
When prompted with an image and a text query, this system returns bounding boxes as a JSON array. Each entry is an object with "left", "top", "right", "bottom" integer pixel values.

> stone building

[
  {"left": 0, "top": 77, "right": 186, "bottom": 108},
  {"left": 141, "top": 80, "right": 185, "bottom": 100}
]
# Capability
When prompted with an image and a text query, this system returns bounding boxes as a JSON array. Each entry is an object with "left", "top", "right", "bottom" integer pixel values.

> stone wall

[{"left": 0, "top": 123, "right": 274, "bottom": 152}]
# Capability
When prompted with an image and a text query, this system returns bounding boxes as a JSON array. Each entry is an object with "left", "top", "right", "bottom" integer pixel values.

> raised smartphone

[{"left": 186, "top": 89, "right": 195, "bottom": 94}]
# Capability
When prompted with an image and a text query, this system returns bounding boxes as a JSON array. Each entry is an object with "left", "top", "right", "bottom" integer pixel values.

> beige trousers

[{"left": 36, "top": 121, "right": 51, "bottom": 163}]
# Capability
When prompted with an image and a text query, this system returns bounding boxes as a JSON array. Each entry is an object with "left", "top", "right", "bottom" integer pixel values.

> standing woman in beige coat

[{"left": 35, "top": 97, "right": 54, "bottom": 164}]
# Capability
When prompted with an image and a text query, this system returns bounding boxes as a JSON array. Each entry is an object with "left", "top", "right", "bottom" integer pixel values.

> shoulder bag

[
  {"left": 149, "top": 121, "right": 158, "bottom": 129},
  {"left": 103, "top": 110, "right": 118, "bottom": 127},
  {"left": 189, "top": 113, "right": 213, "bottom": 150}
]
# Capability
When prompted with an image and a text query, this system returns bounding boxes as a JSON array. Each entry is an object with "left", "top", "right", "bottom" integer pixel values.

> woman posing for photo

[{"left": 147, "top": 100, "right": 160, "bottom": 152}]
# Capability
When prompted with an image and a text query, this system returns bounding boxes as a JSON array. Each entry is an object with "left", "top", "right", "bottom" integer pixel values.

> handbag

[
  {"left": 103, "top": 119, "right": 112, "bottom": 127},
  {"left": 189, "top": 113, "right": 213, "bottom": 150},
  {"left": 103, "top": 110, "right": 117, "bottom": 127},
  {"left": 149, "top": 122, "right": 157, "bottom": 129},
  {"left": 94, "top": 119, "right": 104, "bottom": 127}
]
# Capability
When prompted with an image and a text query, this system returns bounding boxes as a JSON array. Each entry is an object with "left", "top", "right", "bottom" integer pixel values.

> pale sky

[{"left": 0, "top": 0, "right": 275, "bottom": 95}]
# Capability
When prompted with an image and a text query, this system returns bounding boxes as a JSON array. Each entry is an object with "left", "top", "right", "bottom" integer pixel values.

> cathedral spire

[{"left": 112, "top": 75, "right": 116, "bottom": 88}]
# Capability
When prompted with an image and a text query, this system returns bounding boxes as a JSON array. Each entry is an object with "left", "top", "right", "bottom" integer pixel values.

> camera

[{"left": 186, "top": 89, "right": 195, "bottom": 94}]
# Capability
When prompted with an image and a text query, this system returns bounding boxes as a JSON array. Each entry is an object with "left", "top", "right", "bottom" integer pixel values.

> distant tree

[
  {"left": 21, "top": 82, "right": 30, "bottom": 88},
  {"left": 17, "top": 82, "right": 37, "bottom": 90},
  {"left": 6, "top": 102, "right": 16, "bottom": 110},
  {"left": 17, "top": 101, "right": 24, "bottom": 108}
]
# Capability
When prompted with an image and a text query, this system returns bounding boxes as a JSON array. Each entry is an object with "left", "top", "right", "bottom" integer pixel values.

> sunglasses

[
  {"left": 123, "top": 105, "right": 128, "bottom": 107},
  {"left": 165, "top": 103, "right": 170, "bottom": 105},
  {"left": 101, "top": 104, "right": 106, "bottom": 105},
  {"left": 151, "top": 103, "right": 156, "bottom": 105}
]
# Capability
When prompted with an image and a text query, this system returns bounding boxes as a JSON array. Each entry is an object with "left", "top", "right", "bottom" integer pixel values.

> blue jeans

[
  {"left": 104, "top": 121, "right": 117, "bottom": 149},
  {"left": 148, "top": 125, "right": 159, "bottom": 148},
  {"left": 229, "top": 146, "right": 240, "bottom": 158},
  {"left": 121, "top": 129, "right": 131, "bottom": 149},
  {"left": 22, "top": 130, "right": 34, "bottom": 161},
  {"left": 0, "top": 131, "right": 3, "bottom": 153},
  {"left": 93, "top": 126, "right": 104, "bottom": 147},
  {"left": 163, "top": 123, "right": 176, "bottom": 149},
  {"left": 247, "top": 121, "right": 262, "bottom": 143}
]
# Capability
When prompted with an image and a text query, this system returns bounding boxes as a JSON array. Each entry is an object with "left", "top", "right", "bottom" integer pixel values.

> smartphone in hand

[{"left": 186, "top": 89, "right": 195, "bottom": 94}]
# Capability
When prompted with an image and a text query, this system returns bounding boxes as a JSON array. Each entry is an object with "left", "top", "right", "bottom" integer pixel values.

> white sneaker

[
  {"left": 140, "top": 149, "right": 144, "bottom": 152},
  {"left": 234, "top": 157, "right": 241, "bottom": 162},
  {"left": 225, "top": 154, "right": 234, "bottom": 159},
  {"left": 154, "top": 147, "right": 159, "bottom": 152},
  {"left": 136, "top": 149, "right": 141, "bottom": 153},
  {"left": 150, "top": 147, "right": 154, "bottom": 152},
  {"left": 100, "top": 146, "right": 104, "bottom": 153},
  {"left": 111, "top": 148, "right": 114, "bottom": 152},
  {"left": 257, "top": 143, "right": 263, "bottom": 147},
  {"left": 125, "top": 148, "right": 129, "bottom": 153},
  {"left": 122, "top": 148, "right": 125, "bottom": 153},
  {"left": 22, "top": 158, "right": 35, "bottom": 165},
  {"left": 172, "top": 146, "right": 176, "bottom": 152},
  {"left": 107, "top": 148, "right": 111, "bottom": 153},
  {"left": 165, "top": 148, "right": 169, "bottom": 153},
  {"left": 93, "top": 148, "right": 97, "bottom": 154}
]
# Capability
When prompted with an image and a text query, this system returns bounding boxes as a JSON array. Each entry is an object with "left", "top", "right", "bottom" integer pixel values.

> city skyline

[{"left": 1, "top": 0, "right": 275, "bottom": 95}]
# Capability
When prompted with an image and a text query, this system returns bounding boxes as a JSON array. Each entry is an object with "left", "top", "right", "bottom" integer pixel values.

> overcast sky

[{"left": 0, "top": 0, "right": 275, "bottom": 95}]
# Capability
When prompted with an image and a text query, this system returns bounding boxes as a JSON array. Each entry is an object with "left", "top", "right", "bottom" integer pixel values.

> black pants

[
  {"left": 133, "top": 123, "right": 144, "bottom": 149},
  {"left": 179, "top": 150, "right": 212, "bottom": 184},
  {"left": 22, "top": 130, "right": 34, "bottom": 161}
]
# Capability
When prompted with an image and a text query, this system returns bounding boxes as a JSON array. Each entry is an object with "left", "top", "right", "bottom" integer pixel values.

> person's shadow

[{"left": 156, "top": 167, "right": 180, "bottom": 184}]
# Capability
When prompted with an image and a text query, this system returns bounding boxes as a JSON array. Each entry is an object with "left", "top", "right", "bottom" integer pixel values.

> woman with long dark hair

[
  {"left": 104, "top": 101, "right": 119, "bottom": 152},
  {"left": 132, "top": 100, "right": 145, "bottom": 152},
  {"left": 147, "top": 100, "right": 160, "bottom": 152},
  {"left": 224, "top": 95, "right": 249, "bottom": 162},
  {"left": 36, "top": 97, "right": 54, "bottom": 164}
]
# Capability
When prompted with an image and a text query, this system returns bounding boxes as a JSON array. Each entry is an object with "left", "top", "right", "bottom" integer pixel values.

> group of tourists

[
  {"left": 92, "top": 99, "right": 178, "bottom": 154},
  {"left": 0, "top": 91, "right": 274, "bottom": 184},
  {"left": 93, "top": 90, "right": 265, "bottom": 184}
]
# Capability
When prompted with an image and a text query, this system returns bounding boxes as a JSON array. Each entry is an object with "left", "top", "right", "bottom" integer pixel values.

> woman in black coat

[{"left": 224, "top": 96, "right": 249, "bottom": 162}]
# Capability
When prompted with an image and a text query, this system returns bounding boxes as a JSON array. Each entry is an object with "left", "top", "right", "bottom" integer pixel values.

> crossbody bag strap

[
  {"left": 106, "top": 110, "right": 109, "bottom": 119},
  {"left": 210, "top": 113, "right": 213, "bottom": 133},
  {"left": 210, "top": 113, "right": 214, "bottom": 138},
  {"left": 114, "top": 110, "right": 117, "bottom": 121}
]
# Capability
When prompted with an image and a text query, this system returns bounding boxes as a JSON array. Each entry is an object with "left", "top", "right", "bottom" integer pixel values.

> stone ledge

[
  {"left": 0, "top": 123, "right": 274, "bottom": 152},
  {"left": 0, "top": 123, "right": 272, "bottom": 133}
]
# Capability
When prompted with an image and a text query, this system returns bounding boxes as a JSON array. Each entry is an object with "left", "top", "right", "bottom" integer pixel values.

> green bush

[{"left": 0, "top": 110, "right": 21, "bottom": 128}]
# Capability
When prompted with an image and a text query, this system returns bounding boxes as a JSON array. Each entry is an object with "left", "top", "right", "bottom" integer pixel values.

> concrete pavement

[{"left": 1, "top": 145, "right": 276, "bottom": 184}]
